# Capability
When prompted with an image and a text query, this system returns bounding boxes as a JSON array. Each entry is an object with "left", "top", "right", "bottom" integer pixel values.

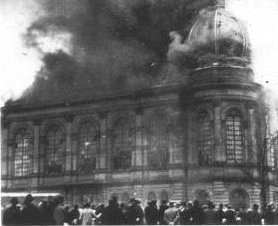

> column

[
  {"left": 214, "top": 105, "right": 225, "bottom": 163},
  {"left": 1, "top": 123, "right": 9, "bottom": 189},
  {"left": 247, "top": 107, "right": 257, "bottom": 164},
  {"left": 65, "top": 116, "right": 74, "bottom": 173},
  {"left": 99, "top": 112, "right": 107, "bottom": 169},
  {"left": 135, "top": 108, "right": 143, "bottom": 167},
  {"left": 31, "top": 120, "right": 41, "bottom": 190},
  {"left": 32, "top": 120, "right": 41, "bottom": 174}
]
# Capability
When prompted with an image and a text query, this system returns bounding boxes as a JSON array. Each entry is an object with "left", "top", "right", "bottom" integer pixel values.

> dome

[{"left": 188, "top": 7, "right": 250, "bottom": 65}]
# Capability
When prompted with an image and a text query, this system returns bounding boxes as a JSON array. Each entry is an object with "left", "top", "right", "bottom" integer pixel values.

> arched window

[
  {"left": 14, "top": 128, "right": 33, "bottom": 177},
  {"left": 45, "top": 124, "right": 65, "bottom": 174},
  {"left": 160, "top": 190, "right": 169, "bottom": 202},
  {"left": 229, "top": 188, "right": 249, "bottom": 209},
  {"left": 112, "top": 118, "right": 135, "bottom": 170},
  {"left": 148, "top": 113, "right": 169, "bottom": 169},
  {"left": 197, "top": 110, "right": 213, "bottom": 166},
  {"left": 79, "top": 121, "right": 99, "bottom": 173},
  {"left": 225, "top": 109, "right": 245, "bottom": 164}
]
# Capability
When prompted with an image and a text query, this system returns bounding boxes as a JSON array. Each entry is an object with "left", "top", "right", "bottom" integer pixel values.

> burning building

[{"left": 2, "top": 1, "right": 278, "bottom": 207}]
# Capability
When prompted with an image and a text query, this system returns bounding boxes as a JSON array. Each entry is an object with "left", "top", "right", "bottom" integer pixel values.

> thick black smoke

[{"left": 14, "top": 0, "right": 217, "bottom": 105}]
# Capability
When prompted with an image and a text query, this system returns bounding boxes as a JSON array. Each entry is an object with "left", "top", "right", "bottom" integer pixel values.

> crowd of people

[{"left": 2, "top": 193, "right": 278, "bottom": 225}]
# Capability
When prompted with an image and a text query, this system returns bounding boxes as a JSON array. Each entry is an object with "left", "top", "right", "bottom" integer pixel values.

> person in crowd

[
  {"left": 102, "top": 196, "right": 125, "bottom": 225},
  {"left": 38, "top": 200, "right": 49, "bottom": 225},
  {"left": 203, "top": 201, "right": 218, "bottom": 225},
  {"left": 164, "top": 201, "right": 180, "bottom": 225},
  {"left": 21, "top": 194, "right": 40, "bottom": 225},
  {"left": 53, "top": 195, "right": 65, "bottom": 225},
  {"left": 126, "top": 198, "right": 145, "bottom": 225},
  {"left": 237, "top": 206, "right": 249, "bottom": 224},
  {"left": 70, "top": 204, "right": 80, "bottom": 225},
  {"left": 64, "top": 205, "right": 72, "bottom": 225},
  {"left": 145, "top": 200, "right": 159, "bottom": 225},
  {"left": 80, "top": 203, "right": 96, "bottom": 225},
  {"left": 224, "top": 205, "right": 236, "bottom": 225},
  {"left": 249, "top": 204, "right": 262, "bottom": 225},
  {"left": 2, "top": 197, "right": 22, "bottom": 225},
  {"left": 190, "top": 200, "right": 204, "bottom": 225},
  {"left": 158, "top": 200, "right": 169, "bottom": 225},
  {"left": 215, "top": 203, "right": 225, "bottom": 224},
  {"left": 180, "top": 201, "right": 192, "bottom": 225},
  {"left": 263, "top": 204, "right": 274, "bottom": 225},
  {"left": 95, "top": 203, "right": 105, "bottom": 225},
  {"left": 46, "top": 196, "right": 57, "bottom": 225}
]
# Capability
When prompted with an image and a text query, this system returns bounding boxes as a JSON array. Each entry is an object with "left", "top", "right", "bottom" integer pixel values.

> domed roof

[{"left": 188, "top": 7, "right": 250, "bottom": 58}]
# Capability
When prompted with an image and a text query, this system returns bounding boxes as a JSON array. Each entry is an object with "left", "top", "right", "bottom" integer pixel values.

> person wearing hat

[
  {"left": 2, "top": 197, "right": 22, "bottom": 225},
  {"left": 126, "top": 198, "right": 144, "bottom": 225},
  {"left": 203, "top": 201, "right": 217, "bottom": 225},
  {"left": 21, "top": 194, "right": 40, "bottom": 225},
  {"left": 145, "top": 200, "right": 159, "bottom": 225}
]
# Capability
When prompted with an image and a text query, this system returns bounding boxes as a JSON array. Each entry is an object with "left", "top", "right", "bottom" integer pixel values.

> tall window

[
  {"left": 45, "top": 125, "right": 65, "bottom": 174},
  {"left": 197, "top": 111, "right": 213, "bottom": 166},
  {"left": 225, "top": 109, "right": 245, "bottom": 164},
  {"left": 79, "top": 121, "right": 99, "bottom": 173},
  {"left": 14, "top": 128, "right": 33, "bottom": 176},
  {"left": 148, "top": 114, "right": 169, "bottom": 169},
  {"left": 112, "top": 118, "right": 135, "bottom": 170}
]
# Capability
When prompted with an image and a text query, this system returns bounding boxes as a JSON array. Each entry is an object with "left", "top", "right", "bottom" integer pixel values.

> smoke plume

[{"left": 6, "top": 0, "right": 218, "bottom": 105}]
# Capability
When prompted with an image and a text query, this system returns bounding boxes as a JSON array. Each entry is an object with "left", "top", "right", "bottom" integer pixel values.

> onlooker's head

[
  {"left": 24, "top": 194, "right": 33, "bottom": 205},
  {"left": 10, "top": 197, "right": 19, "bottom": 205},
  {"left": 84, "top": 203, "right": 90, "bottom": 208},
  {"left": 253, "top": 204, "right": 259, "bottom": 211}
]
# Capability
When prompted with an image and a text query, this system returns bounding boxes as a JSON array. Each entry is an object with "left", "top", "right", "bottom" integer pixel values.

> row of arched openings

[
  {"left": 12, "top": 113, "right": 170, "bottom": 176},
  {"left": 12, "top": 108, "right": 246, "bottom": 176}
]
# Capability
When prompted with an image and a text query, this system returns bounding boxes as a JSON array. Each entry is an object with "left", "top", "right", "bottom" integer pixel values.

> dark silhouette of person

[
  {"left": 38, "top": 200, "right": 49, "bottom": 225},
  {"left": 216, "top": 203, "right": 225, "bottom": 224},
  {"left": 158, "top": 200, "right": 169, "bottom": 225},
  {"left": 225, "top": 205, "right": 236, "bottom": 225},
  {"left": 2, "top": 197, "right": 22, "bottom": 226},
  {"left": 190, "top": 200, "right": 204, "bottom": 225},
  {"left": 203, "top": 201, "right": 218, "bottom": 225},
  {"left": 102, "top": 197, "right": 125, "bottom": 225},
  {"left": 249, "top": 204, "right": 262, "bottom": 225},
  {"left": 21, "top": 194, "right": 40, "bottom": 225},
  {"left": 145, "top": 200, "right": 159, "bottom": 225},
  {"left": 126, "top": 198, "right": 144, "bottom": 225},
  {"left": 263, "top": 205, "right": 274, "bottom": 225},
  {"left": 70, "top": 204, "right": 80, "bottom": 225},
  {"left": 237, "top": 206, "right": 249, "bottom": 224}
]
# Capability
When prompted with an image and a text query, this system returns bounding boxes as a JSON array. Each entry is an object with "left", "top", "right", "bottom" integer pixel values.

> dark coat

[
  {"left": 102, "top": 203, "right": 125, "bottom": 225},
  {"left": 225, "top": 209, "right": 236, "bottom": 225},
  {"left": 21, "top": 203, "right": 40, "bottom": 225},
  {"left": 3, "top": 205, "right": 22, "bottom": 226},
  {"left": 126, "top": 204, "right": 144, "bottom": 225},
  {"left": 158, "top": 204, "right": 168, "bottom": 225},
  {"left": 145, "top": 205, "right": 159, "bottom": 225},
  {"left": 189, "top": 205, "right": 204, "bottom": 225}
]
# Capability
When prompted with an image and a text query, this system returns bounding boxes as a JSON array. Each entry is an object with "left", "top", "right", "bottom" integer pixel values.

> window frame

[
  {"left": 225, "top": 109, "right": 245, "bottom": 164},
  {"left": 44, "top": 124, "right": 66, "bottom": 175},
  {"left": 78, "top": 121, "right": 100, "bottom": 174},
  {"left": 14, "top": 128, "right": 33, "bottom": 177}
]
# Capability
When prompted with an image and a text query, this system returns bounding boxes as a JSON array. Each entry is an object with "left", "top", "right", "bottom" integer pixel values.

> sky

[{"left": 1, "top": 0, "right": 278, "bottom": 108}]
